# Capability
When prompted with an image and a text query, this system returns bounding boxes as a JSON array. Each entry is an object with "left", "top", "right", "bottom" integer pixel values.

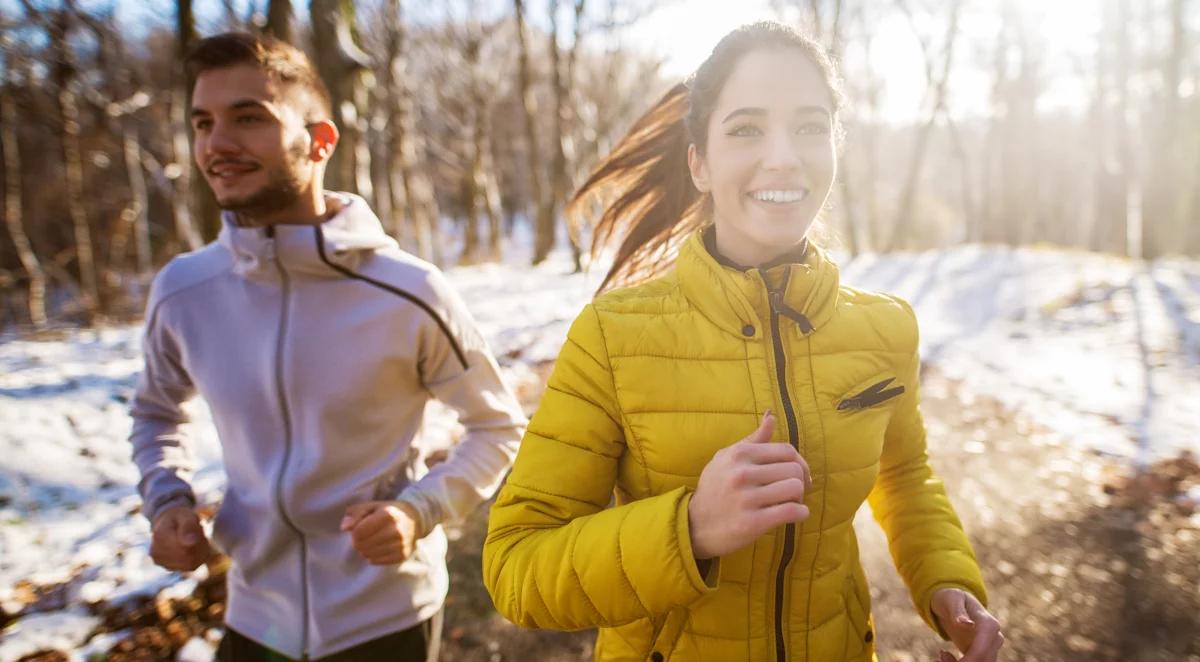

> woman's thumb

[{"left": 746, "top": 411, "right": 776, "bottom": 443}]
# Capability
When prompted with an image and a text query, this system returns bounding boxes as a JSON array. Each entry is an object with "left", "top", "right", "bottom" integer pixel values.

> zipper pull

[
  {"left": 769, "top": 290, "right": 815, "bottom": 335},
  {"left": 768, "top": 289, "right": 785, "bottom": 313}
]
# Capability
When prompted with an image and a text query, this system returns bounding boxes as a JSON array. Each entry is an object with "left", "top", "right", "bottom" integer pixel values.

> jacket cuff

[
  {"left": 675, "top": 490, "right": 721, "bottom": 593},
  {"left": 395, "top": 489, "right": 435, "bottom": 539},
  {"left": 923, "top": 582, "right": 989, "bottom": 640},
  {"left": 145, "top": 493, "right": 196, "bottom": 526}
]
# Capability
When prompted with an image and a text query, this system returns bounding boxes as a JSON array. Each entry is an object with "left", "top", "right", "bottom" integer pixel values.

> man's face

[{"left": 190, "top": 64, "right": 316, "bottom": 217}]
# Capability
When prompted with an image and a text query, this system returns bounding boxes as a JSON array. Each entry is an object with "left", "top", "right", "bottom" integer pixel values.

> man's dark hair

[{"left": 184, "top": 32, "right": 333, "bottom": 121}]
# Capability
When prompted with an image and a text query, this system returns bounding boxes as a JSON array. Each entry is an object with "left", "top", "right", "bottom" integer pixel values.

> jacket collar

[
  {"left": 217, "top": 192, "right": 397, "bottom": 279},
  {"left": 676, "top": 227, "right": 840, "bottom": 339}
]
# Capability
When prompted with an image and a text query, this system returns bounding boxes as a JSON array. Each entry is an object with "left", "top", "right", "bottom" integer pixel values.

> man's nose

[{"left": 205, "top": 121, "right": 239, "bottom": 157}]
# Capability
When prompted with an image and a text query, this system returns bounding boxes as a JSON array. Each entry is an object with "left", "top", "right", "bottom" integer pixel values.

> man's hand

[
  {"left": 341, "top": 501, "right": 421, "bottom": 565},
  {"left": 149, "top": 505, "right": 213, "bottom": 572},
  {"left": 932, "top": 587, "right": 1005, "bottom": 662}
]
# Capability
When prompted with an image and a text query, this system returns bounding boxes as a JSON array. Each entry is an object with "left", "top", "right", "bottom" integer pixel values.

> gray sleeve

[
  {"left": 395, "top": 270, "right": 526, "bottom": 538},
  {"left": 129, "top": 299, "right": 198, "bottom": 525}
]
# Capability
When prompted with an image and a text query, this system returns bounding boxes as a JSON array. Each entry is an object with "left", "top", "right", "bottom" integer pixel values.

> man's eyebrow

[{"left": 231, "top": 99, "right": 272, "bottom": 112}]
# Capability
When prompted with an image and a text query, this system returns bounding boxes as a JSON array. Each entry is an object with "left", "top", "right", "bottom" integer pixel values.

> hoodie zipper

[
  {"left": 764, "top": 266, "right": 801, "bottom": 662},
  {"left": 266, "top": 227, "right": 311, "bottom": 658}
]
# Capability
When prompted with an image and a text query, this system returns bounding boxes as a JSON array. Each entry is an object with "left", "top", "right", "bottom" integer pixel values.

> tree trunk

[
  {"left": 1, "top": 60, "right": 48, "bottom": 327},
  {"left": 266, "top": 0, "right": 293, "bottom": 43},
  {"left": 514, "top": 0, "right": 553, "bottom": 264},
  {"left": 170, "top": 88, "right": 204, "bottom": 251},
  {"left": 383, "top": 0, "right": 440, "bottom": 263},
  {"left": 175, "top": 0, "right": 219, "bottom": 241},
  {"left": 1116, "top": 0, "right": 1141, "bottom": 259},
  {"left": 886, "top": 0, "right": 963, "bottom": 251},
  {"left": 481, "top": 122, "right": 504, "bottom": 261},
  {"left": 311, "top": 0, "right": 372, "bottom": 203},
  {"left": 46, "top": 9, "right": 99, "bottom": 321},
  {"left": 1143, "top": 0, "right": 1187, "bottom": 257}
]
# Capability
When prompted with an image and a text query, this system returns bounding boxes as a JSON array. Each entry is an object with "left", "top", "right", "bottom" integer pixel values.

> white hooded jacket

[{"left": 129, "top": 192, "right": 525, "bottom": 658}]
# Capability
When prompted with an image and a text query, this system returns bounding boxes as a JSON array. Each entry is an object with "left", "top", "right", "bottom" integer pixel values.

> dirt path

[
  {"left": 13, "top": 367, "right": 1198, "bottom": 661},
  {"left": 438, "top": 367, "right": 1200, "bottom": 662}
]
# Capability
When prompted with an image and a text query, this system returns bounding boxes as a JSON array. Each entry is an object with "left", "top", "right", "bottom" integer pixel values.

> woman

[{"left": 484, "top": 21, "right": 1004, "bottom": 662}]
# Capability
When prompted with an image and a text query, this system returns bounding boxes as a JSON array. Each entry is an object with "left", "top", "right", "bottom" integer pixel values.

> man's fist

[
  {"left": 341, "top": 501, "right": 421, "bottom": 565},
  {"left": 149, "top": 505, "right": 213, "bottom": 572}
]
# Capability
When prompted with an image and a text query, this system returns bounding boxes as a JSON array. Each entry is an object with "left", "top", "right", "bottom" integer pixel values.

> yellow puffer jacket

[{"left": 484, "top": 230, "right": 987, "bottom": 661}]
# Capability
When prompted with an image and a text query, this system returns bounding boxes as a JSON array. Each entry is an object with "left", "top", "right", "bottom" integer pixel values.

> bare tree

[
  {"left": 266, "top": 0, "right": 293, "bottom": 43},
  {"left": 380, "top": 0, "right": 442, "bottom": 262},
  {"left": 547, "top": 0, "right": 588, "bottom": 269},
  {"left": 1, "top": 34, "right": 47, "bottom": 327},
  {"left": 312, "top": 0, "right": 374, "bottom": 202},
  {"left": 174, "top": 0, "right": 205, "bottom": 251},
  {"left": 513, "top": 0, "right": 554, "bottom": 264},
  {"left": 885, "top": 0, "right": 964, "bottom": 251},
  {"left": 25, "top": 1, "right": 100, "bottom": 321}
]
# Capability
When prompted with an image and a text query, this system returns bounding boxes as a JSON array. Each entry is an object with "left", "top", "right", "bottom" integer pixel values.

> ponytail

[{"left": 567, "top": 83, "right": 703, "bottom": 293}]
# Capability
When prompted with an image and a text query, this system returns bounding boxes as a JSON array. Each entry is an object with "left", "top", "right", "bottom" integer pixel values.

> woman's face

[{"left": 688, "top": 47, "right": 837, "bottom": 267}]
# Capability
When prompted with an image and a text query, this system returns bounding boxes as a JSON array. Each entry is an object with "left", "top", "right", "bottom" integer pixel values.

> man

[{"left": 129, "top": 33, "right": 525, "bottom": 661}]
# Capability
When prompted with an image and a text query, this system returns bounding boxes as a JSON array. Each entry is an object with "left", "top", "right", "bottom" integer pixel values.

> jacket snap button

[
  {"left": 651, "top": 653, "right": 664, "bottom": 662},
  {"left": 864, "top": 630, "right": 874, "bottom": 643},
  {"left": 741, "top": 324, "right": 755, "bottom": 337}
]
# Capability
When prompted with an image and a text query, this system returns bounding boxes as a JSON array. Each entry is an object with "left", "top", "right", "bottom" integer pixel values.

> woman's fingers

[
  {"left": 740, "top": 461, "right": 807, "bottom": 487},
  {"left": 733, "top": 441, "right": 812, "bottom": 488},
  {"left": 751, "top": 501, "right": 810, "bottom": 531},
  {"left": 748, "top": 477, "right": 808, "bottom": 508}
]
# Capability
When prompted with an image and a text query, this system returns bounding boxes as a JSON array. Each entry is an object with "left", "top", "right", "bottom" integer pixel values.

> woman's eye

[
  {"left": 796, "top": 122, "right": 830, "bottom": 136},
  {"left": 729, "top": 124, "right": 763, "bottom": 137},
  {"left": 237, "top": 115, "right": 265, "bottom": 124}
]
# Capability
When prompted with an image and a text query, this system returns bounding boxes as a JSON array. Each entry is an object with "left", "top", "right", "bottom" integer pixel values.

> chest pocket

[
  {"left": 836, "top": 372, "right": 905, "bottom": 411},
  {"left": 827, "top": 371, "right": 905, "bottom": 475}
]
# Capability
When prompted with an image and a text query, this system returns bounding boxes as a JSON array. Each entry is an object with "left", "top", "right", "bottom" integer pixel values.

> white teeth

[{"left": 751, "top": 190, "right": 807, "bottom": 204}]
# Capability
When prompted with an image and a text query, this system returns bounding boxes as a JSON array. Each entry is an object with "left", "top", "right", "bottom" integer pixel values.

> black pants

[{"left": 217, "top": 611, "right": 442, "bottom": 662}]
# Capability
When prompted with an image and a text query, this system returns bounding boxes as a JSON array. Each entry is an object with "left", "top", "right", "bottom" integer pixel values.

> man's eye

[
  {"left": 193, "top": 120, "right": 212, "bottom": 131},
  {"left": 237, "top": 115, "right": 265, "bottom": 124}
]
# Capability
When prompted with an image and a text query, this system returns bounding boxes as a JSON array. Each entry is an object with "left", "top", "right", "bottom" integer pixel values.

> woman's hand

[
  {"left": 931, "top": 587, "right": 1005, "bottom": 661},
  {"left": 688, "top": 411, "right": 812, "bottom": 560}
]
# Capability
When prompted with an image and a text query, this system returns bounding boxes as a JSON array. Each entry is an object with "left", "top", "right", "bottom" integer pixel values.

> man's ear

[
  {"left": 688, "top": 143, "right": 710, "bottom": 193},
  {"left": 307, "top": 120, "right": 339, "bottom": 163}
]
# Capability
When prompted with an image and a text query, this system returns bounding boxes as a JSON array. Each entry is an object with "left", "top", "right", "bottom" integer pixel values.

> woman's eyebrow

[{"left": 722, "top": 105, "right": 832, "bottom": 123}]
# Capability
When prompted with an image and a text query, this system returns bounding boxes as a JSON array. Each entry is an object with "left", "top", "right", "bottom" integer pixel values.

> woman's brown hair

[{"left": 568, "top": 21, "right": 846, "bottom": 292}]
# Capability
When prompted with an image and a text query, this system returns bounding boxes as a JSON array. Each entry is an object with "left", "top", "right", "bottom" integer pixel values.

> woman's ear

[
  {"left": 688, "top": 143, "right": 711, "bottom": 193},
  {"left": 307, "top": 120, "right": 340, "bottom": 162}
]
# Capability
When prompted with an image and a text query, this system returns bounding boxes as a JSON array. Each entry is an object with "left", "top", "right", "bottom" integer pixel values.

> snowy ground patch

[{"left": 1, "top": 246, "right": 1197, "bottom": 656}]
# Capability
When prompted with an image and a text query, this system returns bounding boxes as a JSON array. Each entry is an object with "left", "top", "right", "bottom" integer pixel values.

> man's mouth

[{"left": 207, "top": 162, "right": 259, "bottom": 182}]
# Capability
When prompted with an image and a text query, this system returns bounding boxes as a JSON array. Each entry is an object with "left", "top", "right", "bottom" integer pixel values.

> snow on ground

[
  {"left": 1, "top": 245, "right": 1197, "bottom": 656},
  {"left": 842, "top": 246, "right": 1200, "bottom": 462}
]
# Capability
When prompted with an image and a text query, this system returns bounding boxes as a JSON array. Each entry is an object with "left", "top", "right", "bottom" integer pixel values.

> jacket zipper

[
  {"left": 267, "top": 228, "right": 311, "bottom": 658},
  {"left": 765, "top": 267, "right": 801, "bottom": 662}
]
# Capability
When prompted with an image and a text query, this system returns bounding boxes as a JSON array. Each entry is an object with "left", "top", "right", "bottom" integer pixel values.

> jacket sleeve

[
  {"left": 129, "top": 292, "right": 198, "bottom": 525},
  {"left": 482, "top": 304, "right": 715, "bottom": 631},
  {"left": 394, "top": 268, "right": 526, "bottom": 538},
  {"left": 866, "top": 300, "right": 988, "bottom": 638}
]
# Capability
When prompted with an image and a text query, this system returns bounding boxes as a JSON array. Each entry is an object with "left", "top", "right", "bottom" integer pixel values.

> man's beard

[{"left": 214, "top": 138, "right": 310, "bottom": 219}]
